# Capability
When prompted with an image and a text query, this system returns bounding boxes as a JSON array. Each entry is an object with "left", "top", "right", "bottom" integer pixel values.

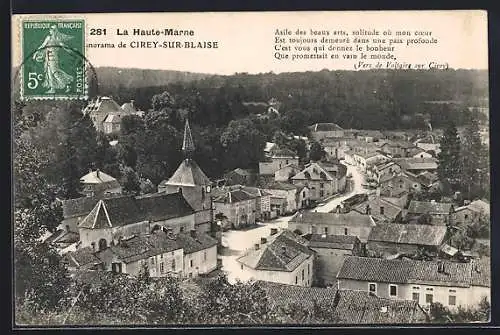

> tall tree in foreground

[
  {"left": 460, "top": 117, "right": 487, "bottom": 199},
  {"left": 13, "top": 102, "right": 70, "bottom": 319},
  {"left": 309, "top": 141, "right": 326, "bottom": 162},
  {"left": 437, "top": 122, "right": 461, "bottom": 193}
]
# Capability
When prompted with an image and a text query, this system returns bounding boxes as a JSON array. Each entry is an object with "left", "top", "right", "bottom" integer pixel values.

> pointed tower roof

[{"left": 182, "top": 119, "right": 195, "bottom": 157}]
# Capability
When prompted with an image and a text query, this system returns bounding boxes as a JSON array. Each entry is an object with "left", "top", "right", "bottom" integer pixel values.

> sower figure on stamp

[{"left": 32, "top": 25, "right": 74, "bottom": 94}]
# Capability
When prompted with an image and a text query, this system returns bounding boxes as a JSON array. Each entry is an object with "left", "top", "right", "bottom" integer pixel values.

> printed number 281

[{"left": 27, "top": 72, "right": 44, "bottom": 89}]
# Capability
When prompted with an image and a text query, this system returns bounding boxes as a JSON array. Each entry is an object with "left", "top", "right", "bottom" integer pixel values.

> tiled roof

[
  {"left": 337, "top": 256, "right": 478, "bottom": 288},
  {"left": 213, "top": 189, "right": 256, "bottom": 203},
  {"left": 395, "top": 158, "right": 438, "bottom": 171},
  {"left": 255, "top": 281, "right": 338, "bottom": 309},
  {"left": 237, "top": 230, "right": 314, "bottom": 272},
  {"left": 272, "top": 148, "right": 298, "bottom": 158},
  {"left": 80, "top": 170, "right": 117, "bottom": 184},
  {"left": 97, "top": 233, "right": 182, "bottom": 264},
  {"left": 78, "top": 192, "right": 194, "bottom": 229},
  {"left": 408, "top": 200, "right": 453, "bottom": 215},
  {"left": 471, "top": 257, "right": 491, "bottom": 287},
  {"left": 292, "top": 162, "right": 347, "bottom": 181},
  {"left": 383, "top": 140, "right": 416, "bottom": 149},
  {"left": 368, "top": 223, "right": 447, "bottom": 246},
  {"left": 83, "top": 96, "right": 122, "bottom": 114},
  {"left": 306, "top": 234, "right": 359, "bottom": 250},
  {"left": 63, "top": 246, "right": 102, "bottom": 269},
  {"left": 289, "top": 211, "right": 375, "bottom": 227},
  {"left": 175, "top": 232, "right": 218, "bottom": 254},
  {"left": 467, "top": 200, "right": 490, "bottom": 215},
  {"left": 353, "top": 197, "right": 402, "bottom": 221},
  {"left": 62, "top": 196, "right": 101, "bottom": 218},
  {"left": 162, "top": 159, "right": 211, "bottom": 187},
  {"left": 261, "top": 181, "right": 299, "bottom": 191},
  {"left": 228, "top": 168, "right": 254, "bottom": 176},
  {"left": 334, "top": 290, "right": 426, "bottom": 324}
]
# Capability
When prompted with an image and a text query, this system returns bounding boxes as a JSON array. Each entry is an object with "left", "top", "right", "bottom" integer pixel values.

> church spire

[{"left": 182, "top": 118, "right": 195, "bottom": 158}]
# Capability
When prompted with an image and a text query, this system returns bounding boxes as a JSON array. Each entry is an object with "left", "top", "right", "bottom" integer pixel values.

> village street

[{"left": 219, "top": 160, "right": 368, "bottom": 283}]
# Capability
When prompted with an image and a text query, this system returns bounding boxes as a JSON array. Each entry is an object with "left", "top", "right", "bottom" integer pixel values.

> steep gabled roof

[
  {"left": 395, "top": 158, "right": 438, "bottom": 171},
  {"left": 292, "top": 162, "right": 347, "bottom": 181},
  {"left": 62, "top": 196, "right": 101, "bottom": 218},
  {"left": 353, "top": 197, "right": 403, "bottom": 221},
  {"left": 368, "top": 223, "right": 447, "bottom": 246},
  {"left": 175, "top": 232, "right": 218, "bottom": 254},
  {"left": 78, "top": 192, "right": 194, "bottom": 229},
  {"left": 237, "top": 230, "right": 314, "bottom": 272},
  {"left": 163, "top": 159, "right": 211, "bottom": 187},
  {"left": 213, "top": 189, "right": 256, "bottom": 203}
]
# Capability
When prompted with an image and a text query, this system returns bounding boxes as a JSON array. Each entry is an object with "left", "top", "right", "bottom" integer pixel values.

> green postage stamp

[{"left": 21, "top": 19, "right": 87, "bottom": 100}]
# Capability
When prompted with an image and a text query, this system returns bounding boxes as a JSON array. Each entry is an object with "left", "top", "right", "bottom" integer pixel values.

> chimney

[
  {"left": 130, "top": 99, "right": 135, "bottom": 108},
  {"left": 190, "top": 229, "right": 197, "bottom": 238},
  {"left": 91, "top": 242, "right": 96, "bottom": 251},
  {"left": 270, "top": 228, "right": 278, "bottom": 236},
  {"left": 254, "top": 243, "right": 260, "bottom": 250},
  {"left": 261, "top": 237, "right": 267, "bottom": 244}
]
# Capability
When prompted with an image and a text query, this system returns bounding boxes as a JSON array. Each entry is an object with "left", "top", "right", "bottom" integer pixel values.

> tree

[
  {"left": 437, "top": 122, "right": 462, "bottom": 192},
  {"left": 309, "top": 141, "right": 326, "bottom": 162},
  {"left": 13, "top": 101, "right": 71, "bottom": 317},
  {"left": 135, "top": 110, "right": 183, "bottom": 185},
  {"left": 220, "top": 118, "right": 265, "bottom": 172},
  {"left": 120, "top": 166, "right": 141, "bottom": 195},
  {"left": 461, "top": 117, "right": 488, "bottom": 199}
]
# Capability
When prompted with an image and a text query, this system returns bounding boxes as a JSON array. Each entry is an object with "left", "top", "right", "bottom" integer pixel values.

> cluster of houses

[
  {"left": 43, "top": 107, "right": 490, "bottom": 322},
  {"left": 229, "top": 122, "right": 490, "bottom": 315}
]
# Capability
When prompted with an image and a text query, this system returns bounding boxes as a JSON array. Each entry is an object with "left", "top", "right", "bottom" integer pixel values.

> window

[
  {"left": 172, "top": 259, "right": 176, "bottom": 271},
  {"left": 160, "top": 262, "right": 164, "bottom": 274},
  {"left": 324, "top": 227, "right": 328, "bottom": 235},
  {"left": 112, "top": 262, "right": 122, "bottom": 274},
  {"left": 204, "top": 251, "right": 207, "bottom": 261},
  {"left": 344, "top": 228, "right": 348, "bottom": 235},
  {"left": 464, "top": 214, "right": 469, "bottom": 219},
  {"left": 380, "top": 206, "right": 385, "bottom": 215},
  {"left": 320, "top": 182, "right": 324, "bottom": 189},
  {"left": 150, "top": 257, "right": 154, "bottom": 264},
  {"left": 180, "top": 227, "right": 185, "bottom": 233},
  {"left": 302, "top": 269, "right": 305, "bottom": 281},
  {"left": 449, "top": 289, "right": 456, "bottom": 293},
  {"left": 426, "top": 288, "right": 434, "bottom": 291},
  {"left": 308, "top": 264, "right": 310, "bottom": 276},
  {"left": 189, "top": 273, "right": 192, "bottom": 278},
  {"left": 389, "top": 285, "right": 397, "bottom": 297},
  {"left": 190, "top": 259, "right": 193, "bottom": 268},
  {"left": 412, "top": 293, "right": 420, "bottom": 302},
  {"left": 413, "top": 286, "right": 420, "bottom": 290},
  {"left": 160, "top": 254, "right": 163, "bottom": 259},
  {"left": 295, "top": 276, "right": 298, "bottom": 284},
  {"left": 286, "top": 160, "right": 289, "bottom": 165},
  {"left": 241, "top": 264, "right": 244, "bottom": 270},
  {"left": 449, "top": 295, "right": 456, "bottom": 306},
  {"left": 302, "top": 191, "right": 306, "bottom": 198},
  {"left": 320, "top": 190, "right": 324, "bottom": 197},
  {"left": 368, "top": 283, "right": 377, "bottom": 294},
  {"left": 426, "top": 294, "right": 433, "bottom": 304}
]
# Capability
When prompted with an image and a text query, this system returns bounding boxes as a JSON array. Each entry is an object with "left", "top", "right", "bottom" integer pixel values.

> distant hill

[{"left": 94, "top": 67, "right": 211, "bottom": 89}]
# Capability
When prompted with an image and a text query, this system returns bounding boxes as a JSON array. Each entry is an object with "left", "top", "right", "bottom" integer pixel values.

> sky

[{"left": 12, "top": 10, "right": 488, "bottom": 75}]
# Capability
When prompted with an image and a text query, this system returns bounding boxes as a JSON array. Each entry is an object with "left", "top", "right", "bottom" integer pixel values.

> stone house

[
  {"left": 259, "top": 148, "right": 299, "bottom": 176},
  {"left": 352, "top": 196, "right": 404, "bottom": 223},
  {"left": 274, "top": 164, "right": 301, "bottom": 182},
  {"left": 80, "top": 169, "right": 122, "bottom": 198},
  {"left": 261, "top": 181, "right": 304, "bottom": 215},
  {"left": 212, "top": 189, "right": 256, "bottom": 229},
  {"left": 380, "top": 141, "right": 419, "bottom": 158},
  {"left": 224, "top": 168, "right": 258, "bottom": 186},
  {"left": 394, "top": 157, "right": 438, "bottom": 175},
  {"left": 337, "top": 256, "right": 490, "bottom": 310},
  {"left": 304, "top": 234, "right": 362, "bottom": 287},
  {"left": 236, "top": 229, "right": 315, "bottom": 286},
  {"left": 309, "top": 123, "right": 345, "bottom": 141},
  {"left": 367, "top": 223, "right": 448, "bottom": 257},
  {"left": 453, "top": 199, "right": 490, "bottom": 226},
  {"left": 291, "top": 162, "right": 347, "bottom": 201},
  {"left": 77, "top": 192, "right": 196, "bottom": 250},
  {"left": 407, "top": 200, "right": 454, "bottom": 226},
  {"left": 288, "top": 211, "right": 376, "bottom": 243}
]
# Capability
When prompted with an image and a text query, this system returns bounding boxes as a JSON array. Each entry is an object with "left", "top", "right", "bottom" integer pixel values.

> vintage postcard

[{"left": 11, "top": 11, "right": 490, "bottom": 327}]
